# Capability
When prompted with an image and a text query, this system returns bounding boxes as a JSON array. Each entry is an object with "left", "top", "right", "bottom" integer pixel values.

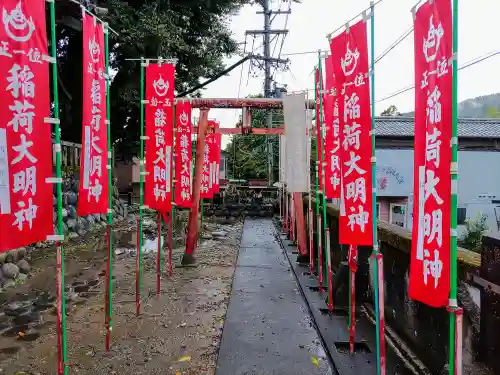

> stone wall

[
  {"left": 305, "top": 196, "right": 490, "bottom": 375},
  {"left": 53, "top": 175, "right": 128, "bottom": 239}
]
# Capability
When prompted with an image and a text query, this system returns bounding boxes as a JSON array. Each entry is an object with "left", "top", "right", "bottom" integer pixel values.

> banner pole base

[
  {"left": 136, "top": 218, "right": 141, "bottom": 316},
  {"left": 156, "top": 213, "right": 161, "bottom": 297},
  {"left": 105, "top": 225, "right": 111, "bottom": 351}
]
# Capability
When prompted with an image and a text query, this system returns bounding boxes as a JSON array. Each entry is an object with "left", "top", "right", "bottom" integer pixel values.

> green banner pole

[
  {"left": 317, "top": 51, "right": 330, "bottom": 301},
  {"left": 449, "top": 0, "right": 459, "bottom": 373},
  {"left": 103, "top": 22, "right": 114, "bottom": 352},
  {"left": 49, "top": 1, "right": 68, "bottom": 373},
  {"left": 369, "top": 4, "right": 385, "bottom": 374},
  {"left": 136, "top": 58, "right": 145, "bottom": 315}
]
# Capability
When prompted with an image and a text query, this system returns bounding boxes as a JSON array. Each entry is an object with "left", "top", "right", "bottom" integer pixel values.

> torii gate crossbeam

[{"left": 181, "top": 97, "right": 312, "bottom": 265}]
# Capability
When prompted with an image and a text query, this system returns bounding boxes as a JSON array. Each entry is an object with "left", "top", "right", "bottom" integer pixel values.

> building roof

[{"left": 375, "top": 116, "right": 500, "bottom": 138}]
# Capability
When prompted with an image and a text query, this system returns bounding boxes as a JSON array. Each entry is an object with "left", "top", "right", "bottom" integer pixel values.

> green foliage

[
  {"left": 459, "top": 213, "right": 488, "bottom": 252},
  {"left": 55, "top": 0, "right": 248, "bottom": 159},
  {"left": 486, "top": 107, "right": 500, "bottom": 118},
  {"left": 225, "top": 95, "right": 281, "bottom": 181},
  {"left": 380, "top": 105, "right": 400, "bottom": 116}
]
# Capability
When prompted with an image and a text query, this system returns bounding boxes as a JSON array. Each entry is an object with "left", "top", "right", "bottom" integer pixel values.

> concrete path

[{"left": 216, "top": 218, "right": 333, "bottom": 375}]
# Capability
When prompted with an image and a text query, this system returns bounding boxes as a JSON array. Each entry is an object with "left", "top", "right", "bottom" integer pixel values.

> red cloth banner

[
  {"left": 332, "top": 20, "right": 373, "bottom": 246},
  {"left": 201, "top": 121, "right": 217, "bottom": 199},
  {"left": 314, "top": 68, "right": 324, "bottom": 191},
  {"left": 78, "top": 13, "right": 109, "bottom": 216},
  {"left": 211, "top": 131, "right": 221, "bottom": 194},
  {"left": 174, "top": 100, "right": 192, "bottom": 208},
  {"left": 0, "top": 0, "right": 54, "bottom": 251},
  {"left": 409, "top": 0, "right": 452, "bottom": 308},
  {"left": 144, "top": 63, "right": 175, "bottom": 213},
  {"left": 324, "top": 55, "right": 341, "bottom": 198}
]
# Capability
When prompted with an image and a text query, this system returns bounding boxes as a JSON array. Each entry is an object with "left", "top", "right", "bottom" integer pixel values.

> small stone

[
  {"left": 62, "top": 208, "right": 68, "bottom": 218},
  {"left": 17, "top": 259, "right": 30, "bottom": 274},
  {"left": 16, "top": 273, "right": 27, "bottom": 282},
  {"left": 2, "top": 263, "right": 19, "bottom": 279},
  {"left": 0, "top": 253, "right": 7, "bottom": 265},
  {"left": 68, "top": 206, "right": 77, "bottom": 219},
  {"left": 17, "top": 248, "right": 26, "bottom": 260},
  {"left": 69, "top": 232, "right": 79, "bottom": 239},
  {"left": 67, "top": 192, "right": 78, "bottom": 205}
]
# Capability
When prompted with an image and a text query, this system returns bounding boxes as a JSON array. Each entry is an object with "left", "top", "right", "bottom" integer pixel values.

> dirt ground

[{"left": 0, "top": 216, "right": 242, "bottom": 375}]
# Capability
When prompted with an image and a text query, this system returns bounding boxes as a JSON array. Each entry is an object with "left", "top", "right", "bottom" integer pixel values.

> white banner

[{"left": 283, "top": 93, "right": 308, "bottom": 192}]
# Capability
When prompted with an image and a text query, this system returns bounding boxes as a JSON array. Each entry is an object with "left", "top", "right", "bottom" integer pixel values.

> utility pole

[{"left": 246, "top": 0, "right": 289, "bottom": 186}]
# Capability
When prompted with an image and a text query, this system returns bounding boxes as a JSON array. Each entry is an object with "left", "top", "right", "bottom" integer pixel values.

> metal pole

[
  {"left": 449, "top": 0, "right": 460, "bottom": 373},
  {"left": 49, "top": 2, "right": 68, "bottom": 373},
  {"left": 103, "top": 22, "right": 114, "bottom": 352},
  {"left": 137, "top": 58, "right": 145, "bottom": 316},
  {"left": 370, "top": 4, "right": 386, "bottom": 375},
  {"left": 313, "top": 65, "right": 323, "bottom": 290},
  {"left": 317, "top": 51, "right": 330, "bottom": 302}
]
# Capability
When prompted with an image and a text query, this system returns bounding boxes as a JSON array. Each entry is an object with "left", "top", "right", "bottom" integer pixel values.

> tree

[
  {"left": 225, "top": 95, "right": 281, "bottom": 181},
  {"left": 55, "top": 0, "right": 249, "bottom": 160},
  {"left": 486, "top": 107, "right": 500, "bottom": 118},
  {"left": 459, "top": 214, "right": 488, "bottom": 252},
  {"left": 380, "top": 105, "right": 400, "bottom": 116}
]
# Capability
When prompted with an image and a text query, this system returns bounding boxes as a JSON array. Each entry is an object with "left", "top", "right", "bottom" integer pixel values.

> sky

[{"left": 192, "top": 0, "right": 500, "bottom": 147}]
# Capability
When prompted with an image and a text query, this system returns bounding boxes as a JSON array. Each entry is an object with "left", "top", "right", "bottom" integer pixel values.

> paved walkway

[{"left": 216, "top": 218, "right": 333, "bottom": 375}]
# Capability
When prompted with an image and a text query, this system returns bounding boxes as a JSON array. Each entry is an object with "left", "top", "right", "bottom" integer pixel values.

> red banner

[
  {"left": 78, "top": 13, "right": 108, "bottom": 216},
  {"left": 144, "top": 63, "right": 175, "bottom": 213},
  {"left": 211, "top": 131, "right": 221, "bottom": 194},
  {"left": 331, "top": 20, "right": 373, "bottom": 246},
  {"left": 0, "top": 0, "right": 54, "bottom": 251},
  {"left": 174, "top": 100, "right": 192, "bottom": 208},
  {"left": 409, "top": 0, "right": 452, "bottom": 307},
  {"left": 201, "top": 121, "right": 217, "bottom": 199},
  {"left": 324, "top": 55, "right": 341, "bottom": 198},
  {"left": 314, "top": 68, "right": 324, "bottom": 191}
]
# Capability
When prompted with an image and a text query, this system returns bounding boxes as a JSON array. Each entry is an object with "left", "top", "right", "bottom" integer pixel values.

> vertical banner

[
  {"left": 283, "top": 93, "right": 309, "bottom": 192},
  {"left": 314, "top": 68, "right": 323, "bottom": 191},
  {"left": 324, "top": 55, "right": 341, "bottom": 198},
  {"left": 144, "top": 63, "right": 175, "bottom": 212},
  {"left": 0, "top": 0, "right": 54, "bottom": 251},
  {"left": 409, "top": 0, "right": 452, "bottom": 307},
  {"left": 333, "top": 20, "right": 373, "bottom": 246},
  {"left": 174, "top": 100, "right": 192, "bottom": 208},
  {"left": 201, "top": 120, "right": 216, "bottom": 199},
  {"left": 78, "top": 13, "right": 109, "bottom": 216},
  {"left": 215, "top": 131, "right": 222, "bottom": 193}
]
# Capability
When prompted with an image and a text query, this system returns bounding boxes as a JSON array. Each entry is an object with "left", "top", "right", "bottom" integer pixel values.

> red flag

[
  {"left": 314, "top": 68, "right": 324, "bottom": 191},
  {"left": 212, "top": 131, "right": 222, "bottom": 194},
  {"left": 409, "top": 0, "right": 452, "bottom": 307},
  {"left": 324, "top": 55, "right": 341, "bottom": 198},
  {"left": 144, "top": 63, "right": 175, "bottom": 213},
  {"left": 201, "top": 121, "right": 217, "bottom": 199},
  {"left": 174, "top": 100, "right": 192, "bottom": 208},
  {"left": 0, "top": 0, "right": 54, "bottom": 251},
  {"left": 331, "top": 20, "right": 373, "bottom": 246},
  {"left": 78, "top": 13, "right": 109, "bottom": 216}
]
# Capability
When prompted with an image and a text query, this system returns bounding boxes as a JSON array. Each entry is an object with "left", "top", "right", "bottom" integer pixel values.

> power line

[{"left": 376, "top": 49, "right": 500, "bottom": 104}]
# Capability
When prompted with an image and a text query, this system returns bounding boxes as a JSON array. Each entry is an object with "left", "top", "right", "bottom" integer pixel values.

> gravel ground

[{"left": 0, "top": 217, "right": 242, "bottom": 375}]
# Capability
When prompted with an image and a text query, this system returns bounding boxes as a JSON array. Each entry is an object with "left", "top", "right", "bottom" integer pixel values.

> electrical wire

[
  {"left": 372, "top": 26, "right": 413, "bottom": 66},
  {"left": 376, "top": 49, "right": 500, "bottom": 104}
]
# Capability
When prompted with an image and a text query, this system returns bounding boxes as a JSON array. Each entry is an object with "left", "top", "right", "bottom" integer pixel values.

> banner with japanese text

[
  {"left": 314, "top": 68, "right": 324, "bottom": 191},
  {"left": 201, "top": 121, "right": 217, "bottom": 199},
  {"left": 0, "top": 0, "right": 54, "bottom": 251},
  {"left": 409, "top": 0, "right": 452, "bottom": 308},
  {"left": 78, "top": 13, "right": 109, "bottom": 216},
  {"left": 211, "top": 131, "right": 221, "bottom": 194},
  {"left": 144, "top": 63, "right": 175, "bottom": 213},
  {"left": 324, "top": 55, "right": 341, "bottom": 198},
  {"left": 174, "top": 100, "right": 192, "bottom": 208},
  {"left": 332, "top": 20, "right": 373, "bottom": 246}
]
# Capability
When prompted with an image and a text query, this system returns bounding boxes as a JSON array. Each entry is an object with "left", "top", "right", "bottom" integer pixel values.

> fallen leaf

[
  {"left": 177, "top": 355, "right": 191, "bottom": 362},
  {"left": 311, "top": 356, "right": 320, "bottom": 368},
  {"left": 17, "top": 332, "right": 24, "bottom": 338}
]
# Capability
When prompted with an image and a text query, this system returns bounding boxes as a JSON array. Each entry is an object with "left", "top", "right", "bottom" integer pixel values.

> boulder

[
  {"left": 2, "top": 263, "right": 19, "bottom": 279},
  {"left": 17, "top": 259, "right": 30, "bottom": 274}
]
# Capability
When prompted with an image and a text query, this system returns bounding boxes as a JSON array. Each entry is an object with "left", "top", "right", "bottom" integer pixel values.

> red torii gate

[{"left": 179, "top": 97, "right": 315, "bottom": 265}]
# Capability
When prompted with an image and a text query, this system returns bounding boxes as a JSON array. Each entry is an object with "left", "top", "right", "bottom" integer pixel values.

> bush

[{"left": 459, "top": 213, "right": 488, "bottom": 252}]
